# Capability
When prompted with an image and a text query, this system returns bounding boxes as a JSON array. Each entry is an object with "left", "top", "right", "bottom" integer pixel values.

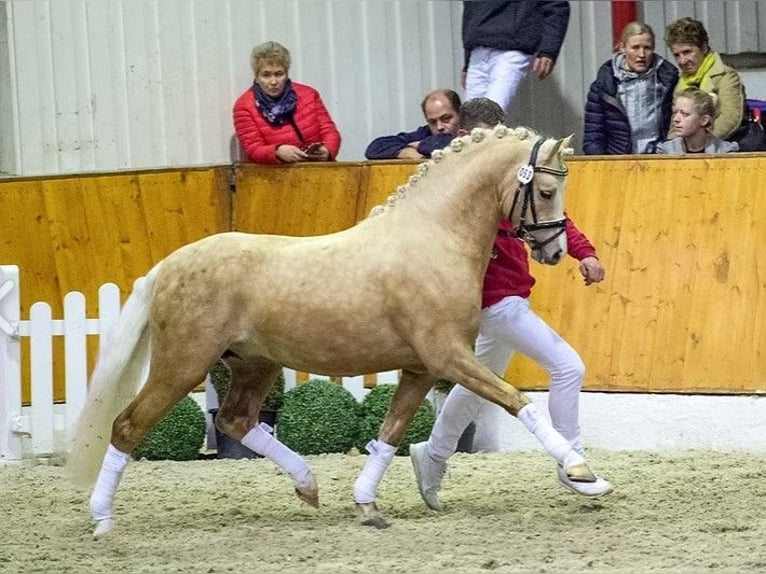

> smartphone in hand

[{"left": 304, "top": 142, "right": 324, "bottom": 154}]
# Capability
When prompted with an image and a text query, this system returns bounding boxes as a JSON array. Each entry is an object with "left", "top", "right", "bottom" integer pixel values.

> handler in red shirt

[
  {"left": 233, "top": 41, "right": 341, "bottom": 164},
  {"left": 410, "top": 98, "right": 613, "bottom": 510}
]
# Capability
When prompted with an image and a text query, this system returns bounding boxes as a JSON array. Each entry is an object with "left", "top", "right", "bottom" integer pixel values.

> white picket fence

[{"left": 0, "top": 265, "right": 400, "bottom": 463}]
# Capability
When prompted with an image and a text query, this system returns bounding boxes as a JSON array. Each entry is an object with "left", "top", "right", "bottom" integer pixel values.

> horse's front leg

[
  {"left": 438, "top": 347, "right": 596, "bottom": 483},
  {"left": 354, "top": 369, "right": 434, "bottom": 529}
]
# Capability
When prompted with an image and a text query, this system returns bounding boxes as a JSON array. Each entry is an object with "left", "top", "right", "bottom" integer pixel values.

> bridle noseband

[{"left": 508, "top": 138, "right": 568, "bottom": 250}]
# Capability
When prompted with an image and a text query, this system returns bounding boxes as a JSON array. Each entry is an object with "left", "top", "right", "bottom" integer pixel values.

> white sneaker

[
  {"left": 410, "top": 442, "right": 447, "bottom": 511},
  {"left": 557, "top": 465, "right": 613, "bottom": 497}
]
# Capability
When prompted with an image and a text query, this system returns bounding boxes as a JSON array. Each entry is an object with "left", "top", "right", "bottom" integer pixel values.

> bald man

[{"left": 365, "top": 89, "right": 462, "bottom": 160}]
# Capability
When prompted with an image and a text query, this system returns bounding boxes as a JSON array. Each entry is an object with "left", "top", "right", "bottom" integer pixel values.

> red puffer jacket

[{"left": 233, "top": 82, "right": 342, "bottom": 164}]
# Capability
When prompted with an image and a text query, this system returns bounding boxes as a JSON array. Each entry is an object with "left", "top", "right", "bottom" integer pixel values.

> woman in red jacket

[{"left": 233, "top": 41, "right": 341, "bottom": 164}]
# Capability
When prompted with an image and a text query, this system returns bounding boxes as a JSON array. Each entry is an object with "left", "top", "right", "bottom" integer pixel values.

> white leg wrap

[
  {"left": 518, "top": 404, "right": 585, "bottom": 468},
  {"left": 241, "top": 422, "right": 312, "bottom": 487},
  {"left": 353, "top": 439, "right": 397, "bottom": 504},
  {"left": 90, "top": 444, "right": 130, "bottom": 521}
]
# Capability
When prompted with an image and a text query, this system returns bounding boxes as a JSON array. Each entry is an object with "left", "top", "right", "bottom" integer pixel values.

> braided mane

[{"left": 367, "top": 124, "right": 543, "bottom": 218}]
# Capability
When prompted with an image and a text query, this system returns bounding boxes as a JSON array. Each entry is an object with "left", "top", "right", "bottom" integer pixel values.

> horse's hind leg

[
  {"left": 354, "top": 368, "right": 435, "bottom": 528},
  {"left": 217, "top": 355, "right": 318, "bottom": 508},
  {"left": 90, "top": 351, "right": 216, "bottom": 538}
]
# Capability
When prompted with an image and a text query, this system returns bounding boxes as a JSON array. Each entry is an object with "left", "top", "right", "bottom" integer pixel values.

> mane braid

[{"left": 367, "top": 124, "right": 538, "bottom": 218}]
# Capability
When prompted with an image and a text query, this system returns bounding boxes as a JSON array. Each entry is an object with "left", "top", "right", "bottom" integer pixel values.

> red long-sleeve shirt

[
  {"left": 482, "top": 215, "right": 597, "bottom": 308},
  {"left": 233, "top": 82, "right": 341, "bottom": 164}
]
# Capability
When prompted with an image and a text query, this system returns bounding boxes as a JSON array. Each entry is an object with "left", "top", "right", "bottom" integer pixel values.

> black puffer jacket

[{"left": 583, "top": 56, "right": 678, "bottom": 155}]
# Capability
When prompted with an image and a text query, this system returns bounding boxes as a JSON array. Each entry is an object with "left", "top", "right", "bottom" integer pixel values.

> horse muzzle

[
  {"left": 531, "top": 245, "right": 564, "bottom": 265},
  {"left": 516, "top": 219, "right": 567, "bottom": 266}
]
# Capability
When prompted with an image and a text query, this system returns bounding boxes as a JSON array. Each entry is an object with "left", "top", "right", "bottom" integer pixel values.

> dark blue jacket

[
  {"left": 583, "top": 58, "right": 678, "bottom": 155},
  {"left": 462, "top": 1, "right": 570, "bottom": 67},
  {"left": 365, "top": 126, "right": 454, "bottom": 160}
]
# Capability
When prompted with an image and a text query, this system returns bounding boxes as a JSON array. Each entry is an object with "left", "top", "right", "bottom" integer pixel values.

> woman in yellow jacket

[{"left": 664, "top": 17, "right": 746, "bottom": 141}]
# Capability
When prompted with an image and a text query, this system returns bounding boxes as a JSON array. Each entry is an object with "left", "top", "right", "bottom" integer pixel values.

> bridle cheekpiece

[{"left": 508, "top": 138, "right": 568, "bottom": 250}]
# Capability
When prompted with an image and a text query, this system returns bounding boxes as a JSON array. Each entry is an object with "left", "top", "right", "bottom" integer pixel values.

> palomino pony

[{"left": 68, "top": 125, "right": 596, "bottom": 538}]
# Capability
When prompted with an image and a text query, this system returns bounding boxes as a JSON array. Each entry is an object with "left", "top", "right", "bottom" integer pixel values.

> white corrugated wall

[{"left": 0, "top": 0, "right": 763, "bottom": 176}]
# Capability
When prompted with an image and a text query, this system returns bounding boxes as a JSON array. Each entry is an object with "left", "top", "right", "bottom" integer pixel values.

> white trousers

[
  {"left": 465, "top": 47, "right": 533, "bottom": 112},
  {"left": 428, "top": 295, "right": 584, "bottom": 461}
]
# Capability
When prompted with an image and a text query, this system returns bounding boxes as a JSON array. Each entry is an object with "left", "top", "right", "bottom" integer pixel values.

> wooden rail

[{"left": 1, "top": 155, "right": 764, "bottom": 399}]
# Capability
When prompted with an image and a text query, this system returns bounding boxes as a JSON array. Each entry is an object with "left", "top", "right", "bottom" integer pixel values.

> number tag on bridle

[{"left": 517, "top": 164, "right": 534, "bottom": 184}]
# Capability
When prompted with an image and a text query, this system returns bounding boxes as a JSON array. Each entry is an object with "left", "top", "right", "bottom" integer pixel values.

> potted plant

[
  {"left": 276, "top": 378, "right": 359, "bottom": 455},
  {"left": 355, "top": 383, "right": 434, "bottom": 456},
  {"left": 132, "top": 395, "right": 207, "bottom": 461},
  {"left": 208, "top": 359, "right": 285, "bottom": 459}
]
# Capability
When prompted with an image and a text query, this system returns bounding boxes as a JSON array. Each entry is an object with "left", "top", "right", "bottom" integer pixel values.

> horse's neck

[{"left": 387, "top": 160, "right": 504, "bottom": 262}]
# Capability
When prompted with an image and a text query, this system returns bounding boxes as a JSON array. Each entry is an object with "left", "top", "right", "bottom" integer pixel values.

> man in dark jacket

[
  {"left": 462, "top": 1, "right": 570, "bottom": 112},
  {"left": 365, "top": 90, "right": 461, "bottom": 160}
]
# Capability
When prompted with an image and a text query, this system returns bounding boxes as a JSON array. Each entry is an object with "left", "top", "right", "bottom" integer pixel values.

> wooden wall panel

[
  {"left": 0, "top": 167, "right": 230, "bottom": 402},
  {"left": 357, "top": 161, "right": 420, "bottom": 220},
  {"left": 0, "top": 167, "right": 229, "bottom": 312},
  {"left": 506, "top": 155, "right": 766, "bottom": 395},
  {"left": 233, "top": 163, "right": 362, "bottom": 236},
  {"left": 2, "top": 157, "right": 764, "bottom": 402}
]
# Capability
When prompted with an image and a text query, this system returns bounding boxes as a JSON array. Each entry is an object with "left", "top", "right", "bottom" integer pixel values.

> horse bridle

[{"left": 508, "top": 138, "right": 568, "bottom": 250}]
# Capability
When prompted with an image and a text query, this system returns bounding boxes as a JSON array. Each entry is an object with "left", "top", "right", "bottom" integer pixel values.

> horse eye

[{"left": 540, "top": 189, "right": 553, "bottom": 199}]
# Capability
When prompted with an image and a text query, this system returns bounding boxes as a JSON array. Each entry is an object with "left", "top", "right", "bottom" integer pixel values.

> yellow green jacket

[{"left": 673, "top": 51, "right": 746, "bottom": 140}]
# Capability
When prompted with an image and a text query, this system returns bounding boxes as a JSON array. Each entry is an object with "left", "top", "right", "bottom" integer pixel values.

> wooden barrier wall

[
  {"left": 1, "top": 156, "right": 764, "bottom": 400},
  {"left": 512, "top": 155, "right": 766, "bottom": 394},
  {"left": 0, "top": 167, "right": 230, "bottom": 402}
]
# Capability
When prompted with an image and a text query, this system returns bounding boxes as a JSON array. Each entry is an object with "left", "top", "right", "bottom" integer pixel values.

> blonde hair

[
  {"left": 677, "top": 87, "right": 717, "bottom": 129},
  {"left": 250, "top": 41, "right": 291, "bottom": 75},
  {"left": 620, "top": 21, "right": 655, "bottom": 48}
]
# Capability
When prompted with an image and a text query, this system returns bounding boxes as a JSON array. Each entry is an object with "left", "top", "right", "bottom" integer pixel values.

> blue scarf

[{"left": 252, "top": 79, "right": 298, "bottom": 125}]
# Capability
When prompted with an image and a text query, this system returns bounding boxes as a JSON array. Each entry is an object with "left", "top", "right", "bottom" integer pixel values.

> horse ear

[
  {"left": 561, "top": 134, "right": 574, "bottom": 154},
  {"left": 544, "top": 135, "right": 574, "bottom": 165}
]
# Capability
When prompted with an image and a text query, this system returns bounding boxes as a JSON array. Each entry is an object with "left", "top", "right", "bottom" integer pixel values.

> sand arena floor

[{"left": 1, "top": 449, "right": 765, "bottom": 573}]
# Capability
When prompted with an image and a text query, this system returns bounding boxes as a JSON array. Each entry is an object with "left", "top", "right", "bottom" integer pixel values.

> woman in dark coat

[{"left": 583, "top": 22, "right": 678, "bottom": 155}]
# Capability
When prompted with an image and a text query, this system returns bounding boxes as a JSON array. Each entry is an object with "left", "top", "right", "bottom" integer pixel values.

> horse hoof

[
  {"left": 295, "top": 486, "right": 319, "bottom": 508},
  {"left": 295, "top": 471, "right": 319, "bottom": 508},
  {"left": 360, "top": 516, "right": 391, "bottom": 529},
  {"left": 565, "top": 462, "right": 597, "bottom": 483},
  {"left": 93, "top": 518, "right": 114, "bottom": 539},
  {"left": 356, "top": 502, "right": 391, "bottom": 529}
]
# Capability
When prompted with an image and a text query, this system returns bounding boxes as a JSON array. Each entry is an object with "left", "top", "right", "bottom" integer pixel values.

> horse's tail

[{"left": 66, "top": 264, "right": 161, "bottom": 487}]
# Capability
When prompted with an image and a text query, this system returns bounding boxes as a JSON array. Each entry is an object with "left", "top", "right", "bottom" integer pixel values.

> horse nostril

[{"left": 550, "top": 251, "right": 562, "bottom": 264}]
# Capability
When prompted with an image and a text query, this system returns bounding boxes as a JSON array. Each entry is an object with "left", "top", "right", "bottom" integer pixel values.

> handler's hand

[
  {"left": 579, "top": 256, "right": 605, "bottom": 286},
  {"left": 532, "top": 56, "right": 555, "bottom": 80}
]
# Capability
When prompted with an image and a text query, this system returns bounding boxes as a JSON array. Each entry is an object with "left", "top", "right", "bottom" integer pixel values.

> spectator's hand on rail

[
  {"left": 532, "top": 56, "right": 555, "bottom": 80},
  {"left": 579, "top": 256, "right": 604, "bottom": 286},
  {"left": 396, "top": 147, "right": 425, "bottom": 160},
  {"left": 305, "top": 144, "right": 330, "bottom": 162},
  {"left": 276, "top": 144, "right": 310, "bottom": 163}
]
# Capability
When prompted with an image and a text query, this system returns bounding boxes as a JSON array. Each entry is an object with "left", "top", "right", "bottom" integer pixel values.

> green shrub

[
  {"left": 277, "top": 378, "right": 359, "bottom": 455},
  {"left": 209, "top": 359, "right": 285, "bottom": 411},
  {"left": 434, "top": 379, "right": 456, "bottom": 394},
  {"left": 355, "top": 384, "right": 435, "bottom": 456},
  {"left": 132, "top": 395, "right": 206, "bottom": 461}
]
